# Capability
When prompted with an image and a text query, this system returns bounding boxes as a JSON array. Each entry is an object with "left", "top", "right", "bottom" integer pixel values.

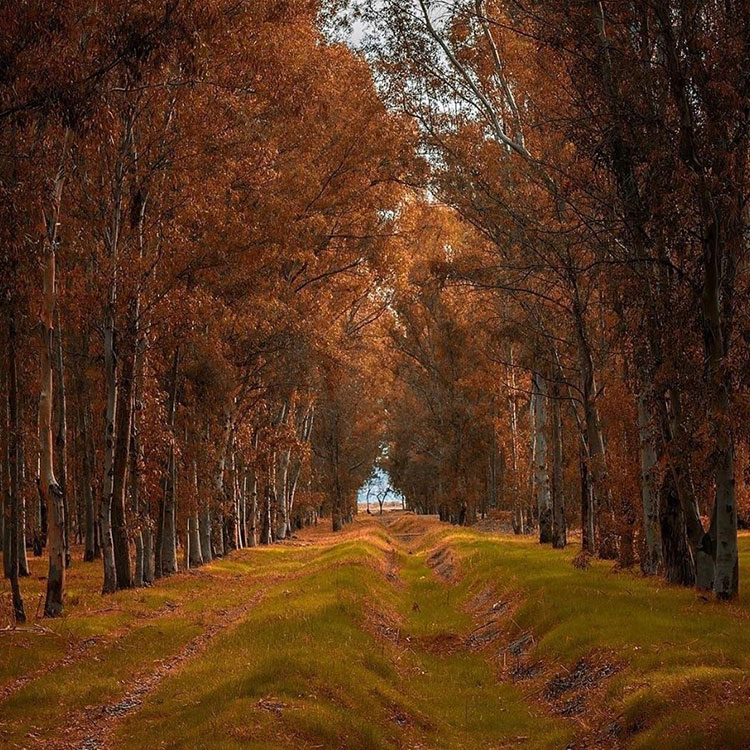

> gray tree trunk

[
  {"left": 53, "top": 308, "right": 70, "bottom": 568},
  {"left": 100, "top": 309, "right": 118, "bottom": 594},
  {"left": 550, "top": 378, "right": 566, "bottom": 549},
  {"left": 532, "top": 370, "right": 551, "bottom": 543},
  {"left": 637, "top": 392, "right": 662, "bottom": 575}
]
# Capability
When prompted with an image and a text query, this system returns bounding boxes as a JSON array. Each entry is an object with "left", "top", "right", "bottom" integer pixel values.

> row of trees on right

[{"left": 372, "top": 0, "right": 750, "bottom": 599}]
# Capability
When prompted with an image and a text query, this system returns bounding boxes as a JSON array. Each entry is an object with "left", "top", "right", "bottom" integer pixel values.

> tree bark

[
  {"left": 580, "top": 432, "right": 594, "bottom": 554},
  {"left": 80, "top": 375, "right": 97, "bottom": 562},
  {"left": 161, "top": 446, "right": 178, "bottom": 575},
  {"left": 40, "top": 173, "right": 66, "bottom": 616},
  {"left": 100, "top": 301, "right": 118, "bottom": 593},
  {"left": 659, "top": 470, "right": 695, "bottom": 586},
  {"left": 159, "top": 348, "right": 180, "bottom": 577},
  {"left": 110, "top": 304, "right": 137, "bottom": 589},
  {"left": 5, "top": 312, "right": 26, "bottom": 622},
  {"left": 550, "top": 378, "right": 566, "bottom": 549},
  {"left": 247, "top": 462, "right": 258, "bottom": 548},
  {"left": 53, "top": 307, "right": 70, "bottom": 568},
  {"left": 531, "top": 370, "right": 551, "bottom": 543},
  {"left": 637, "top": 392, "right": 662, "bottom": 575},
  {"left": 189, "top": 460, "right": 203, "bottom": 567}
]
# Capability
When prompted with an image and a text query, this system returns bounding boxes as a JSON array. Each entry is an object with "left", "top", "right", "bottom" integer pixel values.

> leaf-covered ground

[{"left": 2, "top": 516, "right": 749, "bottom": 749}]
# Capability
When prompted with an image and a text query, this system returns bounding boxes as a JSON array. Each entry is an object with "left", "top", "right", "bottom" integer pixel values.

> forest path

[
  {"left": 94, "top": 514, "right": 568, "bottom": 750},
  {"left": 4, "top": 518, "right": 750, "bottom": 749}
]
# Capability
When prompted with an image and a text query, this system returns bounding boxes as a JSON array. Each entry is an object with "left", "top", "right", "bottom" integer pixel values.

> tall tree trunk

[
  {"left": 130, "top": 333, "right": 145, "bottom": 586},
  {"left": 660, "top": 470, "right": 695, "bottom": 586},
  {"left": 189, "top": 459, "right": 203, "bottom": 567},
  {"left": 573, "top": 296, "right": 616, "bottom": 558},
  {"left": 161, "top": 447, "right": 178, "bottom": 575},
  {"left": 6, "top": 313, "right": 26, "bottom": 622},
  {"left": 702, "top": 234, "right": 738, "bottom": 599},
  {"left": 100, "top": 301, "right": 118, "bottom": 593},
  {"left": 277, "top": 448, "right": 290, "bottom": 540},
  {"left": 531, "top": 370, "right": 551, "bottom": 543},
  {"left": 580, "top": 433, "right": 594, "bottom": 554},
  {"left": 110, "top": 302, "right": 137, "bottom": 589},
  {"left": 238, "top": 469, "right": 247, "bottom": 548},
  {"left": 188, "top": 512, "right": 202, "bottom": 567},
  {"left": 199, "top": 422, "right": 213, "bottom": 562},
  {"left": 225, "top": 442, "right": 238, "bottom": 551},
  {"left": 550, "top": 378, "right": 566, "bottom": 549},
  {"left": 247, "top": 463, "right": 258, "bottom": 548},
  {"left": 53, "top": 307, "right": 70, "bottom": 568},
  {"left": 40, "top": 161, "right": 66, "bottom": 615},
  {"left": 637, "top": 392, "right": 662, "bottom": 574},
  {"left": 506, "top": 342, "right": 524, "bottom": 534},
  {"left": 131, "top": 417, "right": 143, "bottom": 587},
  {"left": 142, "top": 526, "right": 154, "bottom": 584},
  {"left": 16, "top": 410, "right": 29, "bottom": 576},
  {"left": 80, "top": 377, "right": 97, "bottom": 562},
  {"left": 211, "top": 414, "right": 231, "bottom": 556},
  {"left": 159, "top": 348, "right": 180, "bottom": 577},
  {"left": 260, "top": 460, "right": 274, "bottom": 544},
  {"left": 199, "top": 502, "right": 212, "bottom": 563}
]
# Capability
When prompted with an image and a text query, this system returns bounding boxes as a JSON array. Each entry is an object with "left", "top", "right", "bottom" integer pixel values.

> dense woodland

[{"left": 1, "top": 0, "right": 748, "bottom": 626}]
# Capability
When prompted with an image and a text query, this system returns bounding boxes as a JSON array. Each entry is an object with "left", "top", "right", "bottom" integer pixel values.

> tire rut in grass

[
  {"left": 0, "top": 598, "right": 191, "bottom": 706},
  {"left": 44, "top": 589, "right": 269, "bottom": 750}
]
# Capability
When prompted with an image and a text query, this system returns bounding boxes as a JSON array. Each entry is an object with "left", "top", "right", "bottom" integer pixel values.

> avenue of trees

[{"left": 1, "top": 0, "right": 749, "bottom": 620}]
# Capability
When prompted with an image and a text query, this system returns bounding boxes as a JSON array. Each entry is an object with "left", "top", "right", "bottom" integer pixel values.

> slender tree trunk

[
  {"left": 199, "top": 502, "right": 212, "bottom": 562},
  {"left": 6, "top": 313, "right": 26, "bottom": 622},
  {"left": 277, "top": 448, "right": 290, "bottom": 540},
  {"left": 574, "top": 299, "right": 616, "bottom": 558},
  {"left": 532, "top": 370, "right": 551, "bottom": 543},
  {"left": 142, "top": 526, "right": 154, "bottom": 584},
  {"left": 199, "top": 422, "right": 213, "bottom": 562},
  {"left": 40, "top": 178, "right": 66, "bottom": 615},
  {"left": 637, "top": 392, "right": 662, "bottom": 574},
  {"left": 53, "top": 307, "right": 70, "bottom": 568},
  {"left": 159, "top": 348, "right": 180, "bottom": 577},
  {"left": 161, "top": 446, "right": 178, "bottom": 574},
  {"left": 247, "top": 464, "right": 258, "bottom": 548},
  {"left": 17, "top": 416, "right": 29, "bottom": 575},
  {"left": 2, "top": 356, "right": 11, "bottom": 579},
  {"left": 225, "top": 443, "right": 238, "bottom": 551},
  {"left": 239, "top": 470, "right": 247, "bottom": 548},
  {"left": 131, "top": 425, "right": 143, "bottom": 587},
  {"left": 134, "top": 532, "right": 144, "bottom": 587},
  {"left": 698, "top": 199, "right": 738, "bottom": 598},
  {"left": 81, "top": 380, "right": 97, "bottom": 562},
  {"left": 189, "top": 459, "right": 203, "bottom": 567},
  {"left": 506, "top": 342, "right": 523, "bottom": 534},
  {"left": 550, "top": 378, "right": 566, "bottom": 549},
  {"left": 580, "top": 433, "right": 594, "bottom": 554},
  {"left": 110, "top": 303, "right": 137, "bottom": 589},
  {"left": 130, "top": 333, "right": 145, "bottom": 586},
  {"left": 188, "top": 512, "right": 202, "bottom": 567},
  {"left": 211, "top": 414, "right": 231, "bottom": 556},
  {"left": 100, "top": 303, "right": 118, "bottom": 593}
]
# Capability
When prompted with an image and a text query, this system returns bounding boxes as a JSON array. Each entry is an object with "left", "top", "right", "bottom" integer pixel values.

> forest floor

[{"left": 2, "top": 516, "right": 750, "bottom": 750}]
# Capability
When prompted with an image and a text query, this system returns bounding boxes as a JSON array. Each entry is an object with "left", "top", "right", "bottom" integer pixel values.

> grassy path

[{"left": 2, "top": 516, "right": 750, "bottom": 749}]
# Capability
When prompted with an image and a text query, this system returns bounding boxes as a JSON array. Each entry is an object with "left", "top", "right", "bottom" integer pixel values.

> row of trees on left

[{"left": 0, "top": 0, "right": 409, "bottom": 620}]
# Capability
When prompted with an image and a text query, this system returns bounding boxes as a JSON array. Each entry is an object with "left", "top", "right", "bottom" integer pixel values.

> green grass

[
  {"left": 3, "top": 519, "right": 750, "bottom": 749},
  {"left": 112, "top": 534, "right": 570, "bottom": 750}
]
